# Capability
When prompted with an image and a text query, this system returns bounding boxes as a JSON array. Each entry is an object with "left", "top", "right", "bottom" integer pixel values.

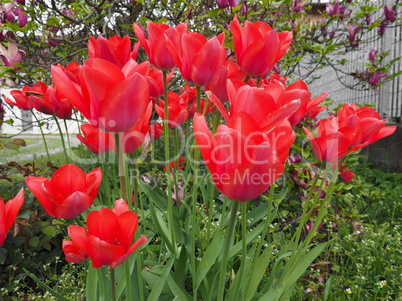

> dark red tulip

[
  {"left": 26, "top": 164, "right": 102, "bottom": 219},
  {"left": 166, "top": 31, "right": 226, "bottom": 86},
  {"left": 149, "top": 122, "right": 163, "bottom": 140},
  {"left": 64, "top": 199, "right": 147, "bottom": 268},
  {"left": 155, "top": 91, "right": 188, "bottom": 128},
  {"left": 134, "top": 22, "right": 188, "bottom": 71},
  {"left": 230, "top": 15, "right": 292, "bottom": 78},
  {"left": 340, "top": 166, "right": 355, "bottom": 182},
  {"left": 0, "top": 188, "right": 24, "bottom": 246},
  {"left": 3, "top": 87, "right": 34, "bottom": 111}
]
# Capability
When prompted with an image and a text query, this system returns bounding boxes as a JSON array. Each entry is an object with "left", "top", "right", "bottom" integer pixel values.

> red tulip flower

[
  {"left": 204, "top": 60, "right": 246, "bottom": 102},
  {"left": 77, "top": 124, "right": 112, "bottom": 154},
  {"left": 303, "top": 116, "right": 363, "bottom": 164},
  {"left": 230, "top": 15, "right": 292, "bottom": 78},
  {"left": 134, "top": 22, "right": 188, "bottom": 71},
  {"left": 208, "top": 79, "right": 300, "bottom": 128},
  {"left": 164, "top": 156, "right": 185, "bottom": 172},
  {"left": 194, "top": 112, "right": 295, "bottom": 202},
  {"left": 28, "top": 82, "right": 60, "bottom": 115},
  {"left": 340, "top": 166, "right": 355, "bottom": 182},
  {"left": 4, "top": 85, "right": 36, "bottom": 111},
  {"left": 52, "top": 58, "right": 150, "bottom": 132},
  {"left": 56, "top": 61, "right": 82, "bottom": 85},
  {"left": 149, "top": 122, "right": 163, "bottom": 140},
  {"left": 166, "top": 32, "right": 226, "bottom": 86},
  {"left": 146, "top": 67, "right": 175, "bottom": 98},
  {"left": 155, "top": 91, "right": 188, "bottom": 128},
  {"left": 88, "top": 35, "right": 133, "bottom": 69},
  {"left": 62, "top": 240, "right": 89, "bottom": 264},
  {"left": 26, "top": 164, "right": 102, "bottom": 219},
  {"left": 63, "top": 199, "right": 147, "bottom": 269},
  {"left": 282, "top": 80, "right": 328, "bottom": 126},
  {"left": 0, "top": 188, "right": 24, "bottom": 246},
  {"left": 337, "top": 104, "right": 396, "bottom": 148},
  {"left": 109, "top": 102, "right": 153, "bottom": 153}
]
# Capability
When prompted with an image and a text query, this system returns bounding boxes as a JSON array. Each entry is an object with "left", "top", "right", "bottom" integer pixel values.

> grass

[{"left": 0, "top": 135, "right": 72, "bottom": 165}]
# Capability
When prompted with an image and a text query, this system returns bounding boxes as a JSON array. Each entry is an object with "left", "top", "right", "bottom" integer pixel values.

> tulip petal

[
  {"left": 54, "top": 191, "right": 93, "bottom": 219},
  {"left": 26, "top": 177, "right": 57, "bottom": 217},
  {"left": 116, "top": 211, "right": 138, "bottom": 250},
  {"left": 4, "top": 188, "right": 24, "bottom": 234},
  {"left": 111, "top": 235, "right": 147, "bottom": 269},
  {"left": 88, "top": 236, "right": 125, "bottom": 268},
  {"left": 87, "top": 209, "right": 118, "bottom": 243},
  {"left": 51, "top": 164, "right": 86, "bottom": 198},
  {"left": 100, "top": 73, "right": 149, "bottom": 132},
  {"left": 84, "top": 167, "right": 102, "bottom": 199}
]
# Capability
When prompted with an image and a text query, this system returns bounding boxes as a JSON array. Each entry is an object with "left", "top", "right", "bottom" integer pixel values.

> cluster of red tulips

[{"left": 1, "top": 14, "right": 396, "bottom": 299}]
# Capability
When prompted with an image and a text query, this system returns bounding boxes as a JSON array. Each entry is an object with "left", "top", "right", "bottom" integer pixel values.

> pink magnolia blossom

[{"left": 0, "top": 40, "right": 25, "bottom": 70}]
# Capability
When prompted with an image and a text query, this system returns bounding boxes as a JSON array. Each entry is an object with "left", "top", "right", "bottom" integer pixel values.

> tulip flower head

[
  {"left": 63, "top": 199, "right": 147, "bottom": 269},
  {"left": 194, "top": 80, "right": 298, "bottom": 202},
  {"left": 77, "top": 124, "right": 112, "bottom": 154},
  {"left": 149, "top": 122, "right": 163, "bottom": 140},
  {"left": 166, "top": 31, "right": 226, "bottom": 86},
  {"left": 52, "top": 58, "right": 150, "bottom": 132},
  {"left": 0, "top": 188, "right": 24, "bottom": 246},
  {"left": 155, "top": 91, "right": 188, "bottom": 128},
  {"left": 230, "top": 15, "right": 292, "bottom": 78},
  {"left": 134, "top": 21, "right": 188, "bottom": 71},
  {"left": 88, "top": 35, "right": 133, "bottom": 69},
  {"left": 26, "top": 164, "right": 102, "bottom": 219},
  {"left": 340, "top": 166, "right": 355, "bottom": 182}
]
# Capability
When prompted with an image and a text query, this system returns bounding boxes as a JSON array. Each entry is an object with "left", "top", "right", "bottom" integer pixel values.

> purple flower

[
  {"left": 383, "top": 5, "right": 396, "bottom": 23},
  {"left": 345, "top": 25, "right": 361, "bottom": 47},
  {"left": 241, "top": 2, "right": 247, "bottom": 15},
  {"left": 368, "top": 70, "right": 389, "bottom": 87},
  {"left": 0, "top": 98, "right": 4, "bottom": 126},
  {"left": 326, "top": 1, "right": 347, "bottom": 17},
  {"left": 228, "top": 0, "right": 238, "bottom": 7},
  {"left": 304, "top": 220, "right": 322, "bottom": 235},
  {"left": 0, "top": 40, "right": 25, "bottom": 70},
  {"left": 377, "top": 21, "right": 388, "bottom": 35},
  {"left": 217, "top": 0, "right": 228, "bottom": 9},
  {"left": 292, "top": 0, "right": 304, "bottom": 13},
  {"left": 366, "top": 14, "right": 371, "bottom": 25},
  {"left": 329, "top": 28, "right": 336, "bottom": 38},
  {"left": 368, "top": 49, "right": 379, "bottom": 62}
]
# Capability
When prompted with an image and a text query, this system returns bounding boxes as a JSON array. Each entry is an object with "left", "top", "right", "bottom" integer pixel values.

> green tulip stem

[
  {"left": 32, "top": 110, "right": 51, "bottom": 162},
  {"left": 190, "top": 85, "right": 203, "bottom": 300},
  {"left": 218, "top": 200, "right": 240, "bottom": 301},
  {"left": 54, "top": 116, "right": 69, "bottom": 163},
  {"left": 110, "top": 268, "right": 116, "bottom": 301},
  {"left": 102, "top": 163, "right": 112, "bottom": 209},
  {"left": 63, "top": 118, "right": 71, "bottom": 151},
  {"left": 114, "top": 134, "right": 127, "bottom": 203},
  {"left": 162, "top": 70, "right": 176, "bottom": 252}
]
